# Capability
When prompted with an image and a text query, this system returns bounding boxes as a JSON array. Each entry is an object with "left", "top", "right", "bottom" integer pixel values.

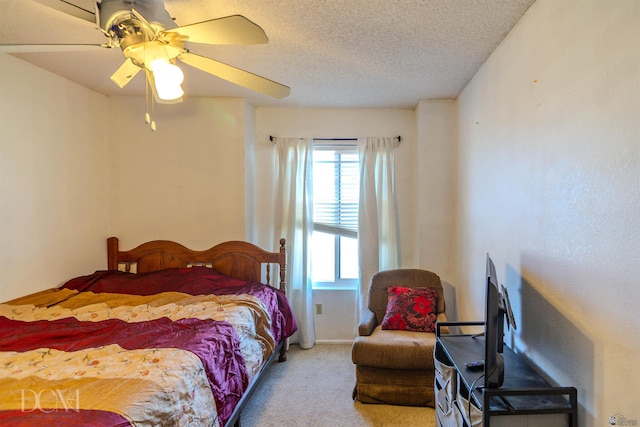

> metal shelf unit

[{"left": 435, "top": 322, "right": 577, "bottom": 427}]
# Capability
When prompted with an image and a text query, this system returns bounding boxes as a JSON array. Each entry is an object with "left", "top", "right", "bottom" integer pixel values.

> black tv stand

[{"left": 435, "top": 321, "right": 577, "bottom": 427}]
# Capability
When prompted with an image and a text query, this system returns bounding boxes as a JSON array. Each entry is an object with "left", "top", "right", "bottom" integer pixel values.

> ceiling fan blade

[
  {"left": 0, "top": 44, "right": 106, "bottom": 53},
  {"left": 33, "top": 0, "right": 96, "bottom": 24},
  {"left": 164, "top": 15, "right": 268, "bottom": 45},
  {"left": 179, "top": 52, "right": 289, "bottom": 99},
  {"left": 111, "top": 58, "right": 142, "bottom": 88}
]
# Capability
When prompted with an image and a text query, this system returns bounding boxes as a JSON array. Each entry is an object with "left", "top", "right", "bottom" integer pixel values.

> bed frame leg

[
  {"left": 279, "top": 345, "right": 287, "bottom": 362},
  {"left": 277, "top": 338, "right": 288, "bottom": 362}
]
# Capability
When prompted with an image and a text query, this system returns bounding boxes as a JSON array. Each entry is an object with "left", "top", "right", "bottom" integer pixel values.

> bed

[{"left": 0, "top": 237, "right": 297, "bottom": 427}]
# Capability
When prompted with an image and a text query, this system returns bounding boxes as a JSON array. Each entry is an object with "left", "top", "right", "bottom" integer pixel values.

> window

[{"left": 311, "top": 142, "right": 360, "bottom": 290}]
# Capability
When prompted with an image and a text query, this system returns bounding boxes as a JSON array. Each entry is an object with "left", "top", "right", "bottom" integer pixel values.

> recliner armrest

[
  {"left": 436, "top": 312, "right": 449, "bottom": 334},
  {"left": 358, "top": 308, "right": 377, "bottom": 336}
]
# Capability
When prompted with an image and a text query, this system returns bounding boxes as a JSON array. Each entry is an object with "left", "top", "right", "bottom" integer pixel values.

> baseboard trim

[{"left": 315, "top": 339, "right": 354, "bottom": 344}]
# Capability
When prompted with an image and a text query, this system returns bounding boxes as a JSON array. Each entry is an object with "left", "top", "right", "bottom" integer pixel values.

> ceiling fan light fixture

[{"left": 150, "top": 59, "right": 184, "bottom": 101}]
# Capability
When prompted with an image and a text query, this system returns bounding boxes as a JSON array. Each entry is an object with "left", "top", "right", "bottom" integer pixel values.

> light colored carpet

[{"left": 239, "top": 343, "right": 436, "bottom": 427}]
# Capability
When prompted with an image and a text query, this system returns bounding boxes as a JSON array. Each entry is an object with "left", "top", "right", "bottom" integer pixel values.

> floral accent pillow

[{"left": 381, "top": 286, "right": 438, "bottom": 332}]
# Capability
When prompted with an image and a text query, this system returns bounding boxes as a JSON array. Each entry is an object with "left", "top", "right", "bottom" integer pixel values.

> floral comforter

[{"left": 0, "top": 267, "right": 297, "bottom": 426}]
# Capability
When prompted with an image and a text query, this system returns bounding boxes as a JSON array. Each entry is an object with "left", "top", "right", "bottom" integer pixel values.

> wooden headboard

[{"left": 107, "top": 237, "right": 287, "bottom": 293}]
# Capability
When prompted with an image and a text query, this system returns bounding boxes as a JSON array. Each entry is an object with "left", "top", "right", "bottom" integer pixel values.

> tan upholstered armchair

[{"left": 351, "top": 269, "right": 447, "bottom": 407}]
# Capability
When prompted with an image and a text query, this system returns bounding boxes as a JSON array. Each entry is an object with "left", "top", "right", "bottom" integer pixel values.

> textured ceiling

[{"left": 0, "top": 0, "right": 536, "bottom": 108}]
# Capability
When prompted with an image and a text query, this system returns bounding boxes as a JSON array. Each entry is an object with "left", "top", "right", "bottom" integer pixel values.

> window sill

[{"left": 311, "top": 286, "right": 357, "bottom": 291}]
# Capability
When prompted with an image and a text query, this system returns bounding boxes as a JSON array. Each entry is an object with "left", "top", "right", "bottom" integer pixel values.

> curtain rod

[{"left": 269, "top": 135, "right": 402, "bottom": 143}]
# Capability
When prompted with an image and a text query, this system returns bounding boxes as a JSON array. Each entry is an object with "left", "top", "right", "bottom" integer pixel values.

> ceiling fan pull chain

[
  {"left": 142, "top": 36, "right": 157, "bottom": 132},
  {"left": 145, "top": 68, "right": 150, "bottom": 125},
  {"left": 150, "top": 87, "right": 157, "bottom": 132},
  {"left": 143, "top": 68, "right": 156, "bottom": 131}
]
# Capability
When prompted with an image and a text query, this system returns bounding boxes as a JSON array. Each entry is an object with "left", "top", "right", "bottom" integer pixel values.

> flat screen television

[{"left": 484, "top": 254, "right": 516, "bottom": 388}]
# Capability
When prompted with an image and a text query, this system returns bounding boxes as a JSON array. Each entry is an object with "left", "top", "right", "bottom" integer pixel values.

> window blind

[{"left": 313, "top": 145, "right": 359, "bottom": 239}]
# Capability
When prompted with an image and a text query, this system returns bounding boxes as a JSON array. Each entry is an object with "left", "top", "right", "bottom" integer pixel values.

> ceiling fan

[{"left": 3, "top": 0, "right": 290, "bottom": 104}]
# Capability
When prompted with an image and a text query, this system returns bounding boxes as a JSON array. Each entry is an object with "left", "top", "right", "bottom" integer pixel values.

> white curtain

[
  {"left": 274, "top": 137, "right": 315, "bottom": 349},
  {"left": 357, "top": 137, "right": 400, "bottom": 320}
]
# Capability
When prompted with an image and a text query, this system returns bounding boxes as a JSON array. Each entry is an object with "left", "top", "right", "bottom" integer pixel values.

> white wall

[
  {"left": 244, "top": 104, "right": 258, "bottom": 242},
  {"left": 454, "top": 1, "right": 640, "bottom": 425},
  {"left": 0, "top": 54, "right": 110, "bottom": 301},
  {"left": 108, "top": 97, "right": 251, "bottom": 250},
  {"left": 415, "top": 99, "right": 460, "bottom": 321},
  {"left": 415, "top": 100, "right": 458, "bottom": 282}
]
